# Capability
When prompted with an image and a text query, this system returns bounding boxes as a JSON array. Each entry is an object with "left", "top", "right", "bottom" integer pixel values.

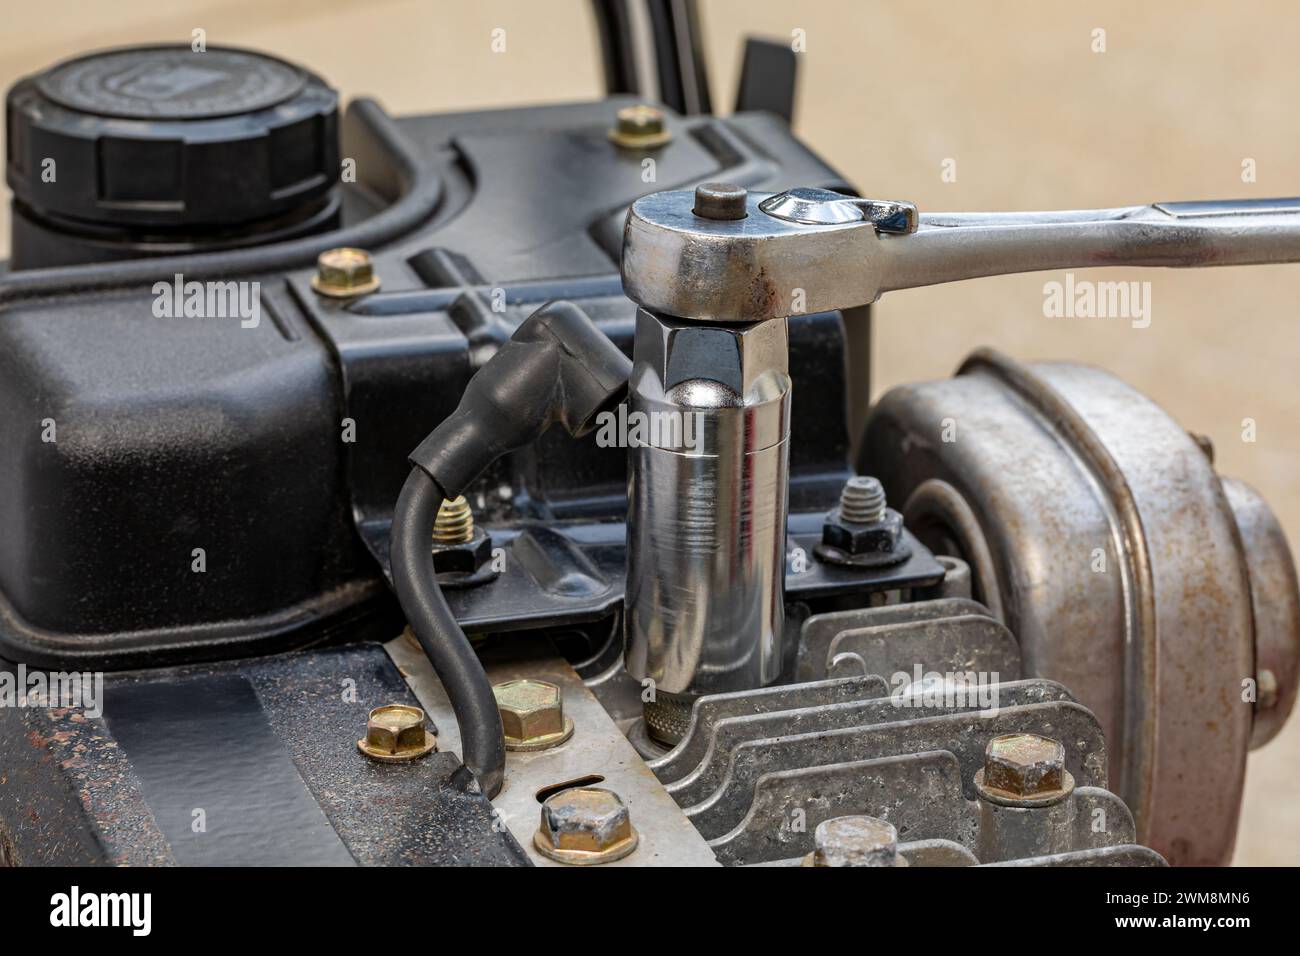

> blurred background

[{"left": 2, "top": 0, "right": 1296, "bottom": 864}]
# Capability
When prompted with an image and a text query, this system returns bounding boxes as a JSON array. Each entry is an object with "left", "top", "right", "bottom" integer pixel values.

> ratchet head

[{"left": 621, "top": 184, "right": 913, "bottom": 324}]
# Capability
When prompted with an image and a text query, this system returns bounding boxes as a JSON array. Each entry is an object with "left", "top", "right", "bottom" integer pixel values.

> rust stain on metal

[{"left": 749, "top": 267, "right": 779, "bottom": 318}]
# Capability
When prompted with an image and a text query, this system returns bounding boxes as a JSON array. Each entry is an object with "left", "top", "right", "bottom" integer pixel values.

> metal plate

[
  {"left": 387, "top": 632, "right": 718, "bottom": 867},
  {"left": 683, "top": 699, "right": 1107, "bottom": 840},
  {"left": 710, "top": 750, "right": 972, "bottom": 865}
]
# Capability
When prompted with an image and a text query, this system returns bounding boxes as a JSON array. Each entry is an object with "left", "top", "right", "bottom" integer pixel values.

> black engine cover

[{"left": 0, "top": 94, "right": 862, "bottom": 669}]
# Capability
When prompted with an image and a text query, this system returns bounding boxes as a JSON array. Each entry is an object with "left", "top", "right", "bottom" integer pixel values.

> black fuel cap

[{"left": 5, "top": 45, "right": 339, "bottom": 229}]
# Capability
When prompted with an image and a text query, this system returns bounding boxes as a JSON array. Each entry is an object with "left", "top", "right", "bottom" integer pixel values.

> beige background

[{"left": 2, "top": 1, "right": 1296, "bottom": 864}]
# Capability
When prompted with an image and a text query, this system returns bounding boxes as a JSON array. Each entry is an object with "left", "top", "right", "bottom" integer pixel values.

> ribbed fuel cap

[{"left": 5, "top": 45, "right": 339, "bottom": 228}]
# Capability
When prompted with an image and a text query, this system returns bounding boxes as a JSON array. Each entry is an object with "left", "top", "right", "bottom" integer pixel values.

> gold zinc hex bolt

[
  {"left": 357, "top": 704, "right": 437, "bottom": 762},
  {"left": 311, "top": 247, "right": 381, "bottom": 298},
  {"left": 534, "top": 787, "right": 639, "bottom": 865},
  {"left": 608, "top": 104, "right": 672, "bottom": 149},
  {"left": 493, "top": 679, "right": 574, "bottom": 751}
]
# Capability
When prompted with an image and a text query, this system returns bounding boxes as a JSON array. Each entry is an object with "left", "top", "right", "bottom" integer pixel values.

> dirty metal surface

[
  {"left": 752, "top": 837, "right": 981, "bottom": 867},
  {"left": 1069, "top": 787, "right": 1138, "bottom": 848},
  {"left": 709, "top": 750, "right": 972, "bottom": 865},
  {"left": 104, "top": 674, "right": 354, "bottom": 866},
  {"left": 795, "top": 598, "right": 993, "bottom": 681},
  {"left": 649, "top": 674, "right": 890, "bottom": 784},
  {"left": 863, "top": 352, "right": 1257, "bottom": 864},
  {"left": 387, "top": 632, "right": 718, "bottom": 867},
  {"left": 683, "top": 698, "right": 1107, "bottom": 840},
  {"left": 981, "top": 844, "right": 1167, "bottom": 867},
  {"left": 248, "top": 645, "right": 527, "bottom": 866},
  {"left": 759, "top": 839, "right": 1161, "bottom": 868},
  {"left": 1223, "top": 476, "right": 1300, "bottom": 748},
  {"left": 716, "top": 777, "right": 1137, "bottom": 867},
  {"left": 0, "top": 663, "right": 171, "bottom": 866},
  {"left": 669, "top": 679, "right": 1077, "bottom": 810},
  {"left": 901, "top": 839, "right": 980, "bottom": 866},
  {"left": 1011, "top": 357, "right": 1252, "bottom": 866},
  {"left": 822, "top": 615, "right": 1020, "bottom": 684},
  {"left": 0, "top": 645, "right": 527, "bottom": 866}
]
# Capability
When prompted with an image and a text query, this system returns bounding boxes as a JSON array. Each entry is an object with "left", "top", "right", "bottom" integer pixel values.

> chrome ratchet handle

[
  {"left": 621, "top": 187, "right": 1300, "bottom": 324},
  {"left": 879, "top": 197, "right": 1300, "bottom": 295}
]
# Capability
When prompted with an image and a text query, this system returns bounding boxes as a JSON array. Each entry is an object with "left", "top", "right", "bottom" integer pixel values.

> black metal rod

[{"left": 589, "top": 0, "right": 712, "bottom": 114}]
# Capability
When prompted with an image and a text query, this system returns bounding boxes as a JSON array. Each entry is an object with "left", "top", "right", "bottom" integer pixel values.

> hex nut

[
  {"left": 644, "top": 313, "right": 789, "bottom": 398},
  {"left": 311, "top": 247, "right": 381, "bottom": 298},
  {"left": 803, "top": 815, "right": 905, "bottom": 867},
  {"left": 816, "top": 507, "right": 910, "bottom": 567},
  {"left": 822, "top": 506, "right": 904, "bottom": 554},
  {"left": 432, "top": 527, "right": 493, "bottom": 575},
  {"left": 357, "top": 704, "right": 437, "bottom": 762},
  {"left": 493, "top": 679, "right": 574, "bottom": 751},
  {"left": 534, "top": 787, "right": 638, "bottom": 864},
  {"left": 975, "top": 733, "right": 1075, "bottom": 803}
]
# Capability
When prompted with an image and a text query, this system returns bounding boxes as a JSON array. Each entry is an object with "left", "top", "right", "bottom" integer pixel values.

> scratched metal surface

[{"left": 0, "top": 645, "right": 528, "bottom": 866}]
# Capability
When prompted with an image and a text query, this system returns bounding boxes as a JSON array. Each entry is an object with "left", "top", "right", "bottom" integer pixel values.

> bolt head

[
  {"left": 609, "top": 104, "right": 671, "bottom": 148},
  {"left": 693, "top": 182, "right": 748, "bottom": 221},
  {"left": 983, "top": 733, "right": 1066, "bottom": 796},
  {"left": 535, "top": 787, "right": 638, "bottom": 863},
  {"left": 810, "top": 815, "right": 900, "bottom": 867},
  {"left": 358, "top": 704, "right": 436, "bottom": 761},
  {"left": 617, "top": 104, "right": 664, "bottom": 135},
  {"left": 494, "top": 679, "right": 573, "bottom": 750},
  {"left": 312, "top": 247, "right": 380, "bottom": 297}
]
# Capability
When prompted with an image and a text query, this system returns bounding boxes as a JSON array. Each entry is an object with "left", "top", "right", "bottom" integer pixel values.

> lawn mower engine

[{"left": 0, "top": 42, "right": 1296, "bottom": 869}]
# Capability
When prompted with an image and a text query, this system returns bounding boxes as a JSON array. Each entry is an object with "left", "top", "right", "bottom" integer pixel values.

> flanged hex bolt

[
  {"left": 608, "top": 104, "right": 671, "bottom": 149},
  {"left": 357, "top": 704, "right": 437, "bottom": 762},
  {"left": 804, "top": 815, "right": 905, "bottom": 867},
  {"left": 311, "top": 247, "right": 381, "bottom": 298},
  {"left": 975, "top": 733, "right": 1077, "bottom": 862},
  {"left": 534, "top": 787, "right": 639, "bottom": 865},
  {"left": 493, "top": 679, "right": 574, "bottom": 751},
  {"left": 979, "top": 733, "right": 1070, "bottom": 799}
]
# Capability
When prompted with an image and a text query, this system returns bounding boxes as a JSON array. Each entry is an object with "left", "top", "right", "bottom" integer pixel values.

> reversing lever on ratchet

[{"left": 620, "top": 184, "right": 1300, "bottom": 324}]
